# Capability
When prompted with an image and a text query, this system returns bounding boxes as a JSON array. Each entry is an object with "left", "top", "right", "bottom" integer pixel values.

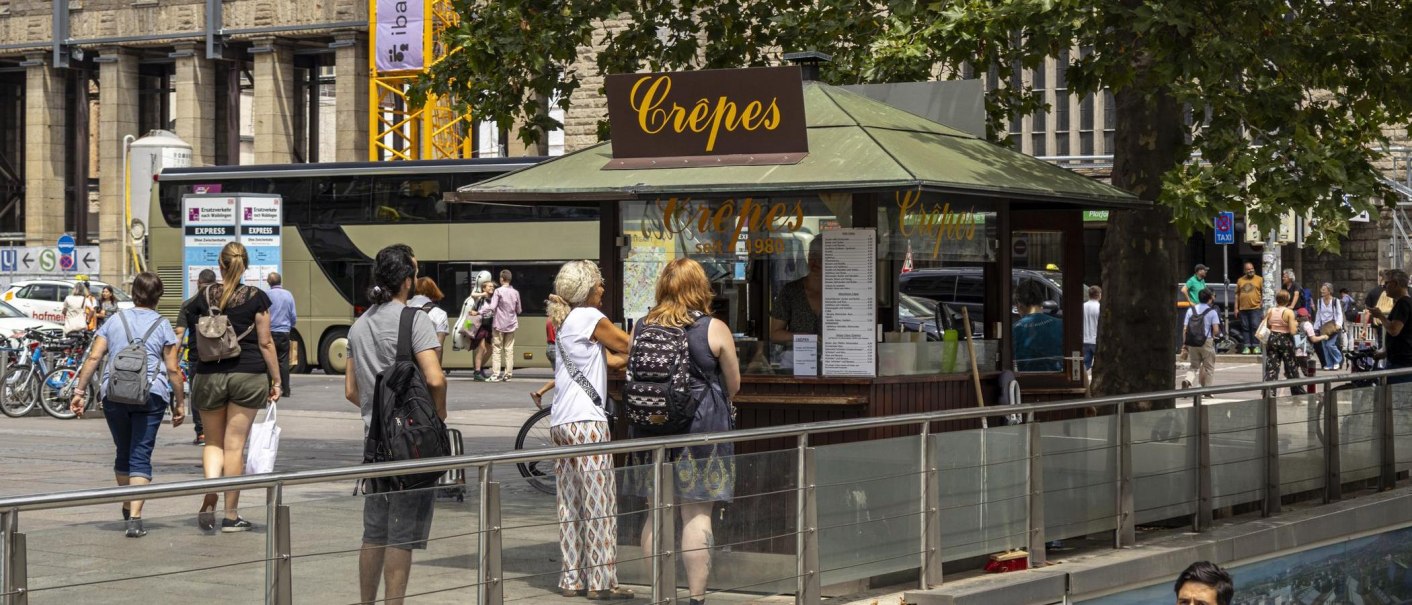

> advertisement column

[
  {"left": 182, "top": 195, "right": 238, "bottom": 299},
  {"left": 238, "top": 195, "right": 283, "bottom": 289}
]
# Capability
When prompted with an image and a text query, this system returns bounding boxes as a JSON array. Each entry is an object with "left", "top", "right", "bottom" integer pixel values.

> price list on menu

[{"left": 821, "top": 228, "right": 877, "bottom": 377}]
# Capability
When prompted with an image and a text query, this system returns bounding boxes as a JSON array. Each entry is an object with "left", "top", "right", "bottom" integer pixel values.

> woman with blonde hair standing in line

[
  {"left": 182, "top": 242, "right": 282, "bottom": 532},
  {"left": 546, "top": 260, "right": 634, "bottom": 600},
  {"left": 632, "top": 258, "right": 740, "bottom": 605}
]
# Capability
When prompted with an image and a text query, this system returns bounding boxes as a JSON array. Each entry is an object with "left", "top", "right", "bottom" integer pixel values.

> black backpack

[
  {"left": 362, "top": 307, "right": 450, "bottom": 492},
  {"left": 623, "top": 313, "right": 705, "bottom": 435},
  {"left": 1184, "top": 307, "right": 1215, "bottom": 347}
]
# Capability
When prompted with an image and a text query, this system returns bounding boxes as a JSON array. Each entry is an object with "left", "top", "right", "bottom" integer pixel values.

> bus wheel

[{"left": 320, "top": 328, "right": 350, "bottom": 375}]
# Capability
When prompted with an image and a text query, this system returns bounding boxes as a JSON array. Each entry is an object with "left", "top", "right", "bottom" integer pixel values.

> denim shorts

[
  {"left": 362, "top": 489, "right": 436, "bottom": 550},
  {"left": 103, "top": 393, "right": 168, "bottom": 480}
]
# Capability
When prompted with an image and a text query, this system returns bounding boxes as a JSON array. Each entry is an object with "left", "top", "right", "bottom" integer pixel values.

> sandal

[
  {"left": 198, "top": 494, "right": 218, "bottom": 531},
  {"left": 586, "top": 587, "right": 635, "bottom": 600},
  {"left": 531, "top": 391, "right": 543, "bottom": 409}
]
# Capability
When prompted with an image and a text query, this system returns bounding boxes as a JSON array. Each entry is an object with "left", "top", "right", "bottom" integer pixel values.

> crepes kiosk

[{"left": 455, "top": 65, "right": 1142, "bottom": 446}]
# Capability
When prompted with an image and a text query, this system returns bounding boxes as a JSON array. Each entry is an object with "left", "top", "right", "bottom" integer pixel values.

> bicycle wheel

[
  {"left": 514, "top": 407, "right": 557, "bottom": 495},
  {"left": 39, "top": 366, "right": 81, "bottom": 420},
  {"left": 1, "top": 365, "right": 37, "bottom": 418}
]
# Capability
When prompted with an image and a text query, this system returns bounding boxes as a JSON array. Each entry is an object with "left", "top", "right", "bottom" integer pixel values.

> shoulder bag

[
  {"left": 1255, "top": 313, "right": 1272, "bottom": 344},
  {"left": 555, "top": 335, "right": 616, "bottom": 419},
  {"left": 1319, "top": 300, "right": 1343, "bottom": 337}
]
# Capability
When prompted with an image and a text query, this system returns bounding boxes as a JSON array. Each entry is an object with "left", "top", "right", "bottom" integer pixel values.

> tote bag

[{"left": 245, "top": 402, "right": 281, "bottom": 475}]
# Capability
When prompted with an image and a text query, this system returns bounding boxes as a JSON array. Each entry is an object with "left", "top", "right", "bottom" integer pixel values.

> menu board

[{"left": 821, "top": 228, "right": 877, "bottom": 377}]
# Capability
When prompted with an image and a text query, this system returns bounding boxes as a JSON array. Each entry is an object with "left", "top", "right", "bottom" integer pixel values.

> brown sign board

[{"left": 604, "top": 66, "right": 810, "bottom": 168}]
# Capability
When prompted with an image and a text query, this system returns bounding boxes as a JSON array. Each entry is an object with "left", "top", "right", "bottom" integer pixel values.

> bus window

[
  {"left": 372, "top": 176, "right": 447, "bottom": 223},
  {"left": 272, "top": 179, "right": 312, "bottom": 225},
  {"left": 313, "top": 175, "right": 372, "bottom": 223}
]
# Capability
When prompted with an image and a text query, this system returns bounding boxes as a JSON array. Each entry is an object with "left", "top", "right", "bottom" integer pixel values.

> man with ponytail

[
  {"left": 345, "top": 244, "right": 447, "bottom": 605},
  {"left": 181, "top": 242, "right": 282, "bottom": 533}
]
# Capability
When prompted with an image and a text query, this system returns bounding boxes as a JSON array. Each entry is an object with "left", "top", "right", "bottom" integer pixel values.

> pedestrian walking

[
  {"left": 67, "top": 272, "right": 184, "bottom": 539},
  {"left": 1181, "top": 264, "right": 1209, "bottom": 306},
  {"left": 1082, "top": 285, "right": 1101, "bottom": 372},
  {"left": 61, "top": 282, "right": 95, "bottom": 336},
  {"left": 1235, "top": 262, "right": 1264, "bottom": 354},
  {"left": 545, "top": 260, "right": 634, "bottom": 600},
  {"left": 175, "top": 269, "right": 217, "bottom": 445},
  {"left": 459, "top": 280, "right": 496, "bottom": 380},
  {"left": 94, "top": 286, "right": 120, "bottom": 330},
  {"left": 1262, "top": 290, "right": 1301, "bottom": 395},
  {"left": 486, "top": 269, "right": 523, "bottom": 381},
  {"left": 344, "top": 244, "right": 447, "bottom": 605},
  {"left": 1368, "top": 269, "right": 1412, "bottom": 383},
  {"left": 1181, "top": 289, "right": 1221, "bottom": 388},
  {"left": 1314, "top": 283, "right": 1344, "bottom": 370},
  {"left": 1173, "top": 561, "right": 1234, "bottom": 605},
  {"left": 409, "top": 276, "right": 450, "bottom": 361},
  {"left": 630, "top": 258, "right": 741, "bottom": 605},
  {"left": 266, "top": 272, "right": 297, "bottom": 398},
  {"left": 183, "top": 242, "right": 282, "bottom": 533}
]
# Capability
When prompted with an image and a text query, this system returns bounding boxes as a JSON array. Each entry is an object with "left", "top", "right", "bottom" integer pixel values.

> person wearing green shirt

[{"left": 1182, "top": 264, "right": 1209, "bottom": 306}]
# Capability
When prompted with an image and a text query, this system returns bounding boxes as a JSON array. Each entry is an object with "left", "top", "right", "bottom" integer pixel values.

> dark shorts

[
  {"left": 362, "top": 489, "right": 437, "bottom": 550},
  {"left": 193, "top": 372, "right": 270, "bottom": 411}
]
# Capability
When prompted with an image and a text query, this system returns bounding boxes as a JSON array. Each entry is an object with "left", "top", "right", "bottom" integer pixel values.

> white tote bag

[{"left": 245, "top": 402, "right": 281, "bottom": 475}]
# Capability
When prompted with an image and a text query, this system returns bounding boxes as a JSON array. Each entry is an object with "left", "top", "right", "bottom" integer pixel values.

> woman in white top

[
  {"left": 544, "top": 260, "right": 633, "bottom": 600},
  {"left": 61, "top": 282, "right": 95, "bottom": 335}
]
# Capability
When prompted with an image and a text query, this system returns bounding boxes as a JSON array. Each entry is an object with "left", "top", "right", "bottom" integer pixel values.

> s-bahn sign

[{"left": 604, "top": 66, "right": 809, "bottom": 168}]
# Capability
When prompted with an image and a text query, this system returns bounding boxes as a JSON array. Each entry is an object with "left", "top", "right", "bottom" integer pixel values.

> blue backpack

[{"left": 1300, "top": 287, "right": 1315, "bottom": 312}]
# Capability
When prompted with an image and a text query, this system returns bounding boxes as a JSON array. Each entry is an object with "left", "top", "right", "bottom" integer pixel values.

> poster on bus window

[{"left": 181, "top": 194, "right": 282, "bottom": 299}]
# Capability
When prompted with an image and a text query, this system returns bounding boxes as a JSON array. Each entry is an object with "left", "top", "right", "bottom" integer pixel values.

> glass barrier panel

[
  {"left": 1129, "top": 407, "right": 1198, "bottom": 524},
  {"left": 816, "top": 436, "right": 923, "bottom": 587},
  {"left": 1394, "top": 383, "right": 1412, "bottom": 474},
  {"left": 18, "top": 494, "right": 269, "bottom": 604},
  {"left": 286, "top": 478, "right": 480, "bottom": 604},
  {"left": 1208, "top": 398, "right": 1266, "bottom": 509},
  {"left": 1042, "top": 415, "right": 1118, "bottom": 541},
  {"left": 935, "top": 424, "right": 1029, "bottom": 562},
  {"left": 1335, "top": 386, "right": 1381, "bottom": 482},
  {"left": 1274, "top": 392, "right": 1325, "bottom": 496}
]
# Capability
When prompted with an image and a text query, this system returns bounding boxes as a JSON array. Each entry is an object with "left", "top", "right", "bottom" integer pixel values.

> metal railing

[{"left": 4, "top": 368, "right": 1412, "bottom": 604}]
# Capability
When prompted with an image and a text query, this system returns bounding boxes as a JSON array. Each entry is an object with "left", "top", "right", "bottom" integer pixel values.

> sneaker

[
  {"left": 487, "top": 374, "right": 503, "bottom": 382},
  {"left": 193, "top": 434, "right": 205, "bottom": 446},
  {"left": 221, "top": 517, "right": 253, "bottom": 533},
  {"left": 1240, "top": 347, "right": 1251, "bottom": 355},
  {"left": 1254, "top": 346, "right": 1262, "bottom": 355},
  {"left": 503, "top": 373, "right": 513, "bottom": 381},
  {"left": 125, "top": 518, "right": 147, "bottom": 538},
  {"left": 473, "top": 372, "right": 487, "bottom": 382},
  {"left": 1181, "top": 379, "right": 1192, "bottom": 389}
]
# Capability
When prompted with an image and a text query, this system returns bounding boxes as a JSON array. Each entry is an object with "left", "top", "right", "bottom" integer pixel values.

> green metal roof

[{"left": 457, "top": 82, "right": 1143, "bottom": 208}]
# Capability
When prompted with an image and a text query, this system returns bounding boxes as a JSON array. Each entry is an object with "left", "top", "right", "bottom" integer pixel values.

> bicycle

[
  {"left": 38, "top": 332, "right": 96, "bottom": 419},
  {"left": 0, "top": 336, "right": 35, "bottom": 418},
  {"left": 515, "top": 406, "right": 557, "bottom": 495}
]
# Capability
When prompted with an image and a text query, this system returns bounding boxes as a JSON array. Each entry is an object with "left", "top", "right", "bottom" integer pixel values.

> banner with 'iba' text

[{"left": 375, "top": 0, "right": 424, "bottom": 72}]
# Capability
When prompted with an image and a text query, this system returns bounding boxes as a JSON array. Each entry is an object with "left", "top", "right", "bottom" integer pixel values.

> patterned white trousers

[{"left": 551, "top": 421, "right": 619, "bottom": 592}]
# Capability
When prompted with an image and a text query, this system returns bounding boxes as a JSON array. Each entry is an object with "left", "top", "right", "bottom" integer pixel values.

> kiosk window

[{"left": 1011, "top": 231, "right": 1066, "bottom": 374}]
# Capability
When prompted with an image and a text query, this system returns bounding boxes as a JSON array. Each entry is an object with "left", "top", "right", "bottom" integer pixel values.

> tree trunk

[{"left": 1090, "top": 85, "right": 1185, "bottom": 399}]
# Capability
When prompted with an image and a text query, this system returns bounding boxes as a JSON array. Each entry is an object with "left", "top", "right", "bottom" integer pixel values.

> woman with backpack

[
  {"left": 1262, "top": 290, "right": 1301, "bottom": 395},
  {"left": 1314, "top": 283, "right": 1345, "bottom": 370},
  {"left": 545, "top": 259, "right": 634, "bottom": 600},
  {"left": 409, "top": 276, "right": 451, "bottom": 361},
  {"left": 629, "top": 258, "right": 741, "bottom": 605},
  {"left": 182, "top": 242, "right": 282, "bottom": 533},
  {"left": 67, "top": 272, "right": 184, "bottom": 538}
]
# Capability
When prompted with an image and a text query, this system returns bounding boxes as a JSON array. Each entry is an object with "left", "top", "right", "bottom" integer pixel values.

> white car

[
  {"left": 2, "top": 279, "right": 135, "bottom": 324},
  {"left": 0, "top": 300, "right": 62, "bottom": 336}
]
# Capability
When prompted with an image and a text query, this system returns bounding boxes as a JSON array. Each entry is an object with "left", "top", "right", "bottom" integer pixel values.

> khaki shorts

[{"left": 192, "top": 372, "right": 270, "bottom": 411}]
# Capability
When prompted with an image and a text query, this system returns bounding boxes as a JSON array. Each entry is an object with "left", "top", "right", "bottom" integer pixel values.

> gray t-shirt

[{"left": 348, "top": 301, "right": 442, "bottom": 431}]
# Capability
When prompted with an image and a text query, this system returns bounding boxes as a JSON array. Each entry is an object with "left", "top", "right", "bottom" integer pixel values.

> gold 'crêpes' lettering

[
  {"left": 630, "top": 75, "right": 783, "bottom": 152},
  {"left": 895, "top": 190, "right": 979, "bottom": 259},
  {"left": 650, "top": 197, "right": 806, "bottom": 244}
]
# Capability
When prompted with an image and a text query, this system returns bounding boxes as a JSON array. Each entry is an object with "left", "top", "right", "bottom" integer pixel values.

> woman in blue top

[{"left": 69, "top": 272, "right": 185, "bottom": 538}]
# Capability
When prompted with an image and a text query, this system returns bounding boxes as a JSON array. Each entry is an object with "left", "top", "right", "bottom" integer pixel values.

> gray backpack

[{"left": 106, "top": 312, "right": 165, "bottom": 406}]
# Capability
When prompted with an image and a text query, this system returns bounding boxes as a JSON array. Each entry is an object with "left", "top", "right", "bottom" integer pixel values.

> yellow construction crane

[{"left": 368, "top": 0, "right": 473, "bottom": 161}]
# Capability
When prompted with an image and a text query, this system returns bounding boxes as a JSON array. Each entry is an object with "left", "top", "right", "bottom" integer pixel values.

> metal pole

[
  {"left": 1263, "top": 388, "right": 1282, "bottom": 516},
  {"left": 795, "top": 435, "right": 818, "bottom": 605},
  {"left": 1115, "top": 403, "right": 1135, "bottom": 548},
  {"left": 478, "top": 465, "right": 504, "bottom": 605},
  {"left": 264, "top": 484, "right": 284, "bottom": 605},
  {"left": 1026, "top": 413, "right": 1046, "bottom": 567},
  {"left": 1324, "top": 384, "right": 1342, "bottom": 502},
  {"left": 273, "top": 502, "right": 292, "bottom": 605},
  {"left": 1196, "top": 393, "right": 1213, "bottom": 531},
  {"left": 1379, "top": 376, "right": 1396, "bottom": 491},
  {"left": 1, "top": 510, "right": 9, "bottom": 603},
  {"left": 1222, "top": 243, "right": 1231, "bottom": 342},
  {"left": 651, "top": 447, "right": 676, "bottom": 605},
  {"left": 2, "top": 510, "right": 24, "bottom": 605},
  {"left": 920, "top": 422, "right": 942, "bottom": 587}
]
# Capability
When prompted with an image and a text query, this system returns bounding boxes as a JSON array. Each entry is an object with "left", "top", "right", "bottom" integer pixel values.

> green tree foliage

[{"left": 416, "top": 0, "right": 1412, "bottom": 394}]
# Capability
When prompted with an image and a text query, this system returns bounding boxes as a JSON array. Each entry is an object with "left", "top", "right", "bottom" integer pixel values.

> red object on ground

[{"left": 984, "top": 550, "right": 1029, "bottom": 573}]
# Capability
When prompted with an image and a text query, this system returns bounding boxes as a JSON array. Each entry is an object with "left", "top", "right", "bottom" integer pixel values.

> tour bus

[{"left": 151, "top": 159, "right": 600, "bottom": 374}]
